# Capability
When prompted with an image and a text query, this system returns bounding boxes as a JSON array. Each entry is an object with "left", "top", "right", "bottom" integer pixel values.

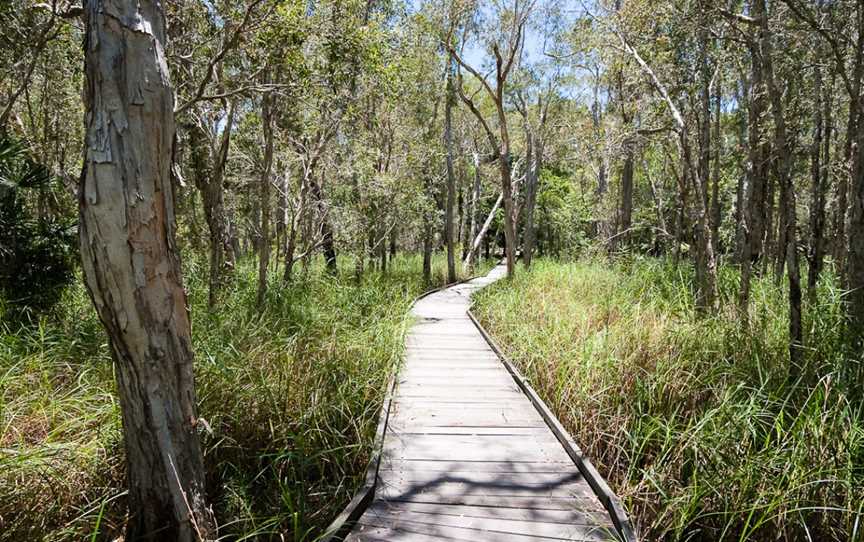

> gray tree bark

[
  {"left": 81, "top": 1, "right": 214, "bottom": 539},
  {"left": 807, "top": 62, "right": 829, "bottom": 301},
  {"left": 444, "top": 60, "right": 457, "bottom": 283},
  {"left": 187, "top": 102, "right": 236, "bottom": 309},
  {"left": 256, "top": 88, "right": 274, "bottom": 306},
  {"left": 757, "top": 0, "right": 804, "bottom": 371}
]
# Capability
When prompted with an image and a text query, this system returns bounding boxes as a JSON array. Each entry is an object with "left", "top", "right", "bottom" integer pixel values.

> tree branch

[{"left": 174, "top": 0, "right": 265, "bottom": 115}]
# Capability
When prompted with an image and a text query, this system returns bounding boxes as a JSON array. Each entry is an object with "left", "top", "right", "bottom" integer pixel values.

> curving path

[{"left": 344, "top": 264, "right": 629, "bottom": 541}]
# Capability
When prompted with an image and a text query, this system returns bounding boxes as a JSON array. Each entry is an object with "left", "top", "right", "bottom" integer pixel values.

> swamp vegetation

[{"left": 2, "top": 0, "right": 864, "bottom": 539}]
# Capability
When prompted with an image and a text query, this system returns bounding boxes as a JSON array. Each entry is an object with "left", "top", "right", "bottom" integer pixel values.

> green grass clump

[
  {"left": 1, "top": 252, "right": 488, "bottom": 541},
  {"left": 473, "top": 257, "right": 864, "bottom": 542}
]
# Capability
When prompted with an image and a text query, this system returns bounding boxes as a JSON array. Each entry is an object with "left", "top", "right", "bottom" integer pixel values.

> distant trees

[{"left": 562, "top": 0, "right": 864, "bottom": 383}]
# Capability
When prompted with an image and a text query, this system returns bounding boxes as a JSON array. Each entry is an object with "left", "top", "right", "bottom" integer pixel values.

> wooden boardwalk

[{"left": 343, "top": 265, "right": 630, "bottom": 541}]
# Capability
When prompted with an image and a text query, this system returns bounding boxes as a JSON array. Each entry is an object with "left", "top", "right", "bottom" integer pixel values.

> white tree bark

[
  {"left": 464, "top": 192, "right": 503, "bottom": 267},
  {"left": 80, "top": 1, "right": 214, "bottom": 539}
]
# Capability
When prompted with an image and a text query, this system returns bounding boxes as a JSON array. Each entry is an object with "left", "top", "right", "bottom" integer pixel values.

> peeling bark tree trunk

[
  {"left": 740, "top": 32, "right": 770, "bottom": 312},
  {"left": 80, "top": 1, "right": 214, "bottom": 539},
  {"left": 807, "top": 63, "right": 829, "bottom": 301},
  {"left": 500, "top": 143, "right": 517, "bottom": 276},
  {"left": 523, "top": 134, "right": 541, "bottom": 268},
  {"left": 844, "top": 3, "right": 864, "bottom": 353},
  {"left": 188, "top": 102, "right": 236, "bottom": 309}
]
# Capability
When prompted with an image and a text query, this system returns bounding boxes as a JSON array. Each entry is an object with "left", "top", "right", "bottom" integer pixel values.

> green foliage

[
  {"left": 473, "top": 257, "right": 864, "bottom": 542},
  {"left": 535, "top": 166, "right": 592, "bottom": 254},
  {"left": 0, "top": 136, "right": 76, "bottom": 319},
  {"left": 0, "top": 253, "right": 489, "bottom": 541}
]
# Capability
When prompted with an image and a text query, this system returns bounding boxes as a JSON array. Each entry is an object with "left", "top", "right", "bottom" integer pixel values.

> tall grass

[
  {"left": 473, "top": 257, "right": 864, "bottom": 542},
  {"left": 1, "top": 252, "right": 487, "bottom": 541}
]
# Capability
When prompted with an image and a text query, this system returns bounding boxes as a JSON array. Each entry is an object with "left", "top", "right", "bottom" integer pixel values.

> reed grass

[
  {"left": 1, "top": 252, "right": 489, "bottom": 541},
  {"left": 473, "top": 256, "right": 864, "bottom": 542}
]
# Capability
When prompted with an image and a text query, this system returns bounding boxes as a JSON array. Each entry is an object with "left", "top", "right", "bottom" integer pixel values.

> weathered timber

[{"left": 328, "top": 264, "right": 636, "bottom": 541}]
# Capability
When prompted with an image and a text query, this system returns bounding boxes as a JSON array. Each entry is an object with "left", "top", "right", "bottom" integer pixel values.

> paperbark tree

[
  {"left": 257, "top": 86, "right": 274, "bottom": 306},
  {"left": 187, "top": 102, "right": 237, "bottom": 309},
  {"left": 80, "top": 0, "right": 214, "bottom": 539},
  {"left": 618, "top": 29, "right": 719, "bottom": 311},
  {"left": 466, "top": 145, "right": 483, "bottom": 270},
  {"left": 515, "top": 86, "right": 550, "bottom": 268},
  {"left": 807, "top": 59, "right": 829, "bottom": 301}
]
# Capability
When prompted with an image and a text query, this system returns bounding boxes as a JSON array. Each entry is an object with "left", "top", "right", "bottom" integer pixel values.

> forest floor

[
  {"left": 472, "top": 257, "right": 864, "bottom": 542},
  {"left": 1, "top": 253, "right": 493, "bottom": 541}
]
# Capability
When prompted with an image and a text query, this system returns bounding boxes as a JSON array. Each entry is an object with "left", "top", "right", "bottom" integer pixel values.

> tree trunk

[
  {"left": 711, "top": 74, "right": 722, "bottom": 253},
  {"left": 380, "top": 225, "right": 387, "bottom": 274},
  {"left": 188, "top": 103, "right": 236, "bottom": 309},
  {"left": 422, "top": 216, "right": 432, "bottom": 284},
  {"left": 645, "top": 159, "right": 668, "bottom": 252},
  {"left": 465, "top": 192, "right": 503, "bottom": 267},
  {"left": 833, "top": 26, "right": 863, "bottom": 269},
  {"left": 523, "top": 135, "right": 541, "bottom": 267},
  {"left": 283, "top": 171, "right": 306, "bottom": 283},
  {"left": 617, "top": 142, "right": 634, "bottom": 249},
  {"left": 758, "top": 0, "right": 803, "bottom": 372},
  {"left": 844, "top": 2, "right": 864, "bottom": 355},
  {"left": 309, "top": 175, "right": 337, "bottom": 273},
  {"left": 807, "top": 62, "right": 828, "bottom": 301},
  {"left": 80, "top": 2, "right": 214, "bottom": 539},
  {"left": 696, "top": 13, "right": 713, "bottom": 299},
  {"left": 444, "top": 61, "right": 457, "bottom": 283},
  {"left": 467, "top": 150, "right": 482, "bottom": 270},
  {"left": 257, "top": 89, "right": 274, "bottom": 306},
  {"left": 500, "top": 148, "right": 517, "bottom": 276},
  {"left": 741, "top": 34, "right": 770, "bottom": 312}
]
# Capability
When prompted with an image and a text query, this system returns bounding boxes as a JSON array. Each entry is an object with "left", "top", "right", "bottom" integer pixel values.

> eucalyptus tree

[
  {"left": 169, "top": 0, "right": 270, "bottom": 307},
  {"left": 447, "top": 0, "right": 533, "bottom": 277}
]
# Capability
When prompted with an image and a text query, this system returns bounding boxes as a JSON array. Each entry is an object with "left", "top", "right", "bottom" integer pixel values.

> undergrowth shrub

[
  {"left": 473, "top": 257, "right": 864, "bottom": 542},
  {"left": 1, "top": 253, "right": 484, "bottom": 541},
  {"left": 0, "top": 135, "right": 77, "bottom": 320}
]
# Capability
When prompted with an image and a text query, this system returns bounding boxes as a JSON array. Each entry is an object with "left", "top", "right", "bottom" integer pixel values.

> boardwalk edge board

[
  {"left": 319, "top": 273, "right": 485, "bottom": 542},
  {"left": 466, "top": 309, "right": 639, "bottom": 542}
]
